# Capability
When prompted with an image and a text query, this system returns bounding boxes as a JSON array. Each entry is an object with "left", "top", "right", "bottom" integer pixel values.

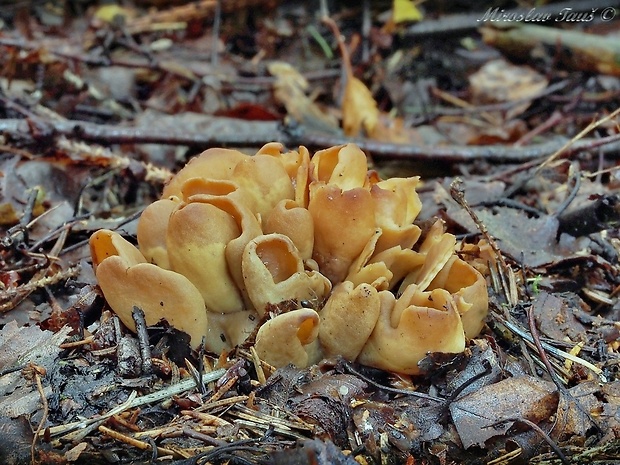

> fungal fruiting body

[{"left": 90, "top": 143, "right": 489, "bottom": 374}]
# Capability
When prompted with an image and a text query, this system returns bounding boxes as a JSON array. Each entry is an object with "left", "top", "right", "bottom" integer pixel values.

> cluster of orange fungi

[{"left": 90, "top": 143, "right": 488, "bottom": 374}]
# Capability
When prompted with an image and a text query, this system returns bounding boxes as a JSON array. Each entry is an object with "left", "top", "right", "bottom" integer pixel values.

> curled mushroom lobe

[{"left": 90, "top": 143, "right": 489, "bottom": 374}]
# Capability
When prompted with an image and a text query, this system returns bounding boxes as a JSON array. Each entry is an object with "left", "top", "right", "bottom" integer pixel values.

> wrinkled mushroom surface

[{"left": 90, "top": 143, "right": 489, "bottom": 375}]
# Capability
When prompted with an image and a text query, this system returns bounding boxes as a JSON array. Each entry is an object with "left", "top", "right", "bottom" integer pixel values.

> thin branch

[
  {"left": 42, "top": 368, "right": 227, "bottom": 438},
  {"left": 3, "top": 117, "right": 620, "bottom": 162},
  {"left": 489, "top": 417, "right": 569, "bottom": 465}
]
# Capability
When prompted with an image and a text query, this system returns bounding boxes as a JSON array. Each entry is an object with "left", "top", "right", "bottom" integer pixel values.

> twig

[
  {"left": 361, "top": 0, "right": 371, "bottom": 62},
  {"left": 537, "top": 106, "right": 620, "bottom": 172},
  {"left": 526, "top": 302, "right": 565, "bottom": 392},
  {"left": 482, "top": 21, "right": 620, "bottom": 77},
  {"left": 0, "top": 264, "right": 81, "bottom": 312},
  {"left": 322, "top": 15, "right": 353, "bottom": 82},
  {"left": 2, "top": 117, "right": 620, "bottom": 162},
  {"left": 98, "top": 425, "right": 178, "bottom": 458},
  {"left": 206, "top": 375, "right": 238, "bottom": 403},
  {"left": 496, "top": 314, "right": 605, "bottom": 381},
  {"left": 431, "top": 80, "right": 570, "bottom": 118},
  {"left": 185, "top": 358, "right": 208, "bottom": 396},
  {"left": 515, "top": 110, "right": 565, "bottom": 147},
  {"left": 249, "top": 346, "right": 267, "bottom": 385},
  {"left": 450, "top": 179, "right": 517, "bottom": 305},
  {"left": 124, "top": 0, "right": 277, "bottom": 35},
  {"left": 554, "top": 166, "right": 582, "bottom": 217},
  {"left": 132, "top": 307, "right": 153, "bottom": 375},
  {"left": 1, "top": 187, "right": 39, "bottom": 251},
  {"left": 446, "top": 359, "right": 493, "bottom": 402},
  {"left": 24, "top": 364, "right": 49, "bottom": 465},
  {"left": 183, "top": 427, "right": 228, "bottom": 446},
  {"left": 489, "top": 417, "right": 569, "bottom": 465},
  {"left": 43, "top": 368, "right": 227, "bottom": 438},
  {"left": 59, "top": 336, "right": 95, "bottom": 349},
  {"left": 182, "top": 439, "right": 266, "bottom": 465},
  {"left": 211, "top": 0, "right": 222, "bottom": 66},
  {"left": 342, "top": 362, "right": 444, "bottom": 402}
]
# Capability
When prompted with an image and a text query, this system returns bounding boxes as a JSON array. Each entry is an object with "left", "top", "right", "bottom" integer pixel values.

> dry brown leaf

[
  {"left": 555, "top": 382, "right": 603, "bottom": 440},
  {"left": 268, "top": 61, "right": 340, "bottom": 134},
  {"left": 531, "top": 292, "right": 589, "bottom": 342},
  {"left": 342, "top": 76, "right": 379, "bottom": 137},
  {"left": 432, "top": 181, "right": 588, "bottom": 268},
  {"left": 469, "top": 58, "right": 548, "bottom": 118},
  {"left": 449, "top": 375, "right": 558, "bottom": 449},
  {"left": 0, "top": 322, "right": 72, "bottom": 417},
  {"left": 322, "top": 16, "right": 379, "bottom": 138}
]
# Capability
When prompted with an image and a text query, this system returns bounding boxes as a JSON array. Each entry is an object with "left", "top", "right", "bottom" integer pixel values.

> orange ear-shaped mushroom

[
  {"left": 166, "top": 201, "right": 245, "bottom": 314},
  {"left": 400, "top": 220, "right": 457, "bottom": 291},
  {"left": 308, "top": 183, "right": 376, "bottom": 284},
  {"left": 427, "top": 255, "right": 489, "bottom": 339},
  {"left": 137, "top": 198, "right": 178, "bottom": 269},
  {"left": 254, "top": 308, "right": 321, "bottom": 368},
  {"left": 260, "top": 144, "right": 311, "bottom": 208},
  {"left": 358, "top": 284, "right": 465, "bottom": 374},
  {"left": 162, "top": 147, "right": 249, "bottom": 199},
  {"left": 319, "top": 281, "right": 382, "bottom": 361},
  {"left": 255, "top": 142, "right": 286, "bottom": 157},
  {"left": 231, "top": 154, "right": 295, "bottom": 218},
  {"left": 310, "top": 143, "right": 369, "bottom": 190},
  {"left": 91, "top": 228, "right": 145, "bottom": 271},
  {"left": 180, "top": 177, "right": 239, "bottom": 199},
  {"left": 344, "top": 229, "right": 392, "bottom": 290},
  {"left": 263, "top": 199, "right": 314, "bottom": 260},
  {"left": 348, "top": 244, "right": 427, "bottom": 291},
  {"left": 370, "top": 177, "right": 422, "bottom": 253},
  {"left": 205, "top": 310, "right": 260, "bottom": 355},
  {"left": 242, "top": 233, "right": 331, "bottom": 317},
  {"left": 184, "top": 194, "right": 263, "bottom": 308},
  {"left": 90, "top": 230, "right": 208, "bottom": 348}
]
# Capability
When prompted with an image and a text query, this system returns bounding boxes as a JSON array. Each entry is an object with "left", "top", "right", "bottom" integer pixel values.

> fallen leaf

[
  {"left": 270, "top": 439, "right": 359, "bottom": 465},
  {"left": 469, "top": 58, "right": 548, "bottom": 117},
  {"left": 0, "top": 417, "right": 33, "bottom": 465},
  {"left": 65, "top": 442, "right": 88, "bottom": 462},
  {"left": 290, "top": 374, "right": 367, "bottom": 447},
  {"left": 215, "top": 102, "right": 280, "bottom": 121},
  {"left": 555, "top": 381, "right": 602, "bottom": 440},
  {"left": 432, "top": 181, "right": 589, "bottom": 268},
  {"left": 393, "top": 0, "right": 423, "bottom": 23},
  {"left": 0, "top": 322, "right": 72, "bottom": 417},
  {"left": 342, "top": 76, "right": 379, "bottom": 137},
  {"left": 599, "top": 381, "right": 620, "bottom": 442},
  {"left": 445, "top": 339, "right": 503, "bottom": 399},
  {"left": 449, "top": 375, "right": 558, "bottom": 449},
  {"left": 93, "top": 4, "right": 135, "bottom": 23},
  {"left": 269, "top": 61, "right": 341, "bottom": 134},
  {"left": 531, "top": 292, "right": 589, "bottom": 342}
]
